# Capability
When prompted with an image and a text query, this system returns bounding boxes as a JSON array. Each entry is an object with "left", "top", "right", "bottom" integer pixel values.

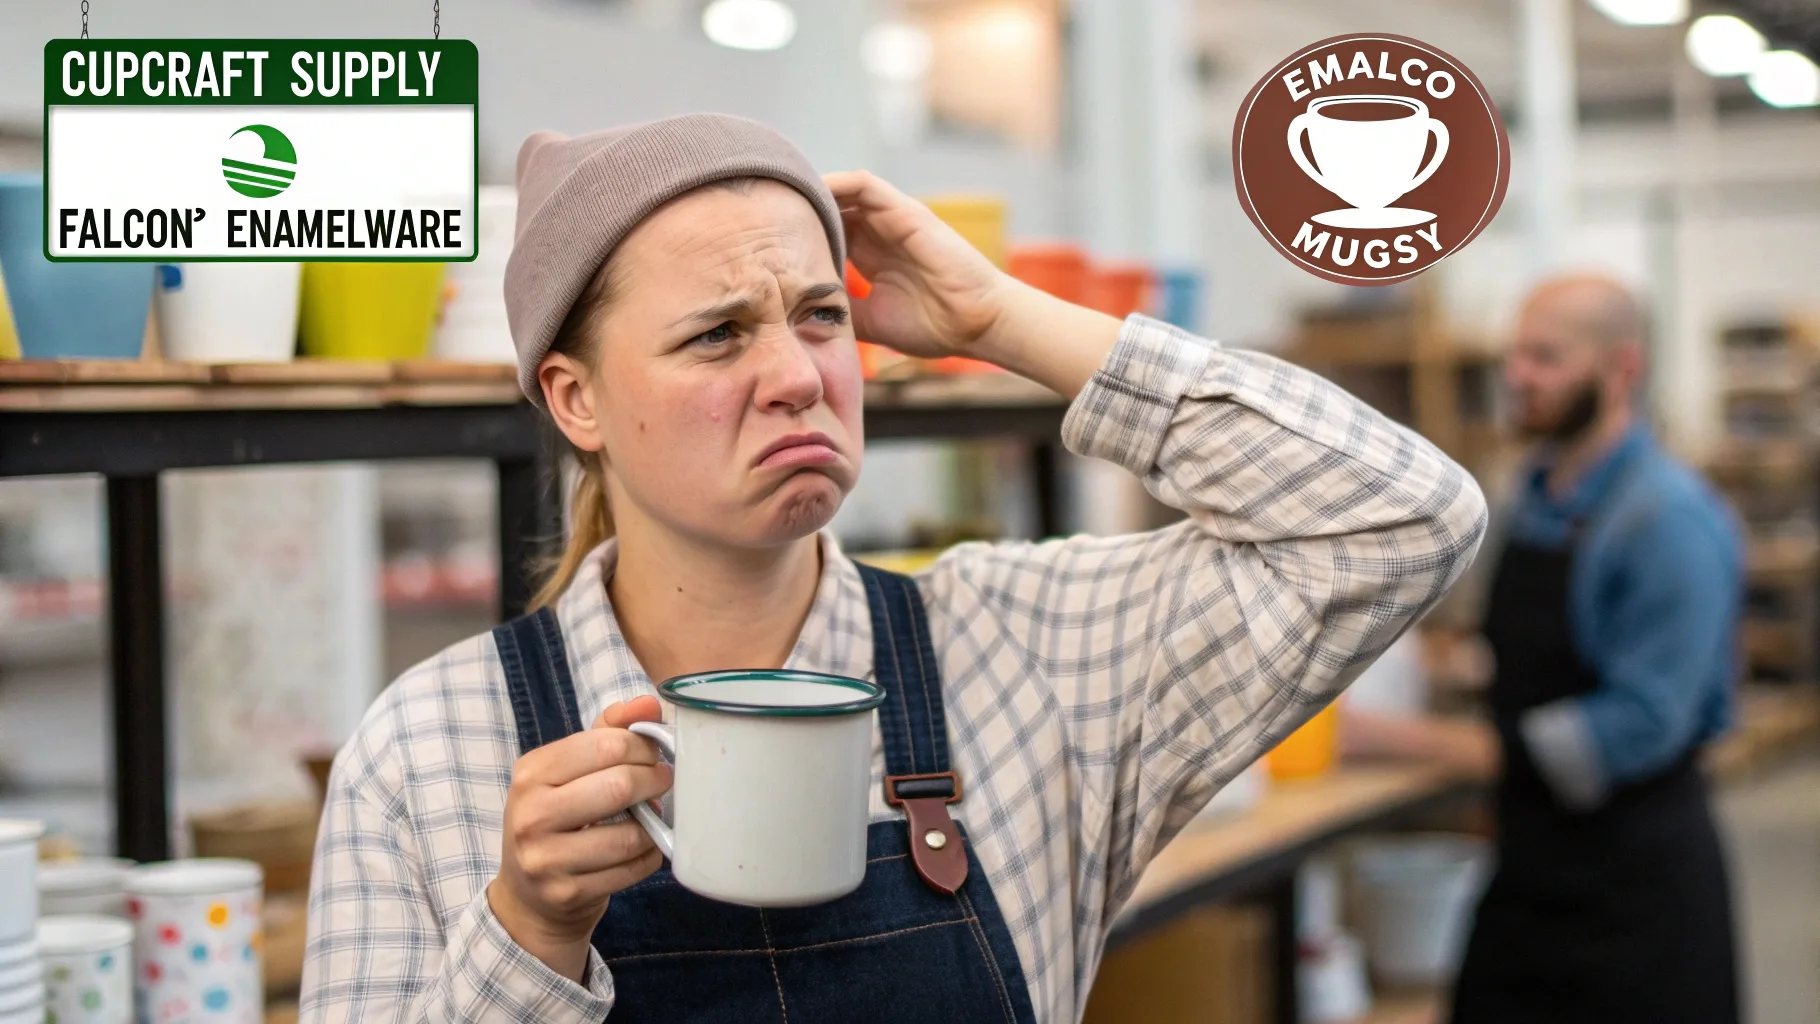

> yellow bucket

[
  {"left": 0, "top": 264, "right": 19, "bottom": 359},
  {"left": 923, "top": 195, "right": 1007, "bottom": 270},
  {"left": 299, "top": 263, "right": 446, "bottom": 360},
  {"left": 1267, "top": 702, "right": 1340, "bottom": 782}
]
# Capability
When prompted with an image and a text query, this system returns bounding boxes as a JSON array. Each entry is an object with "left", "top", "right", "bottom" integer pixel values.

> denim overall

[{"left": 494, "top": 564, "right": 1040, "bottom": 1023}]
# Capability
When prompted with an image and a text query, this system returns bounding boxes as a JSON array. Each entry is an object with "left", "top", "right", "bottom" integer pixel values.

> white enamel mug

[
  {"left": 39, "top": 915, "right": 135, "bottom": 1024},
  {"left": 626, "top": 670, "right": 886, "bottom": 907},
  {"left": 40, "top": 858, "right": 137, "bottom": 918},
  {"left": 0, "top": 820, "right": 45, "bottom": 944},
  {"left": 126, "top": 859, "right": 263, "bottom": 1024}
]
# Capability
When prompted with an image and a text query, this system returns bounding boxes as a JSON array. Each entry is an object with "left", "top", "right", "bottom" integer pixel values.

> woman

[{"left": 301, "top": 113, "right": 1486, "bottom": 1023}]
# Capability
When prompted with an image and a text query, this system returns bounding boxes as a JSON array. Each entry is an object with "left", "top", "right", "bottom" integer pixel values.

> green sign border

[{"left": 43, "top": 39, "right": 479, "bottom": 263}]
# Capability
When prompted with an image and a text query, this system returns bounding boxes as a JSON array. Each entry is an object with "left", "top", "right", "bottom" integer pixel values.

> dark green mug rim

[{"left": 654, "top": 669, "right": 886, "bottom": 717}]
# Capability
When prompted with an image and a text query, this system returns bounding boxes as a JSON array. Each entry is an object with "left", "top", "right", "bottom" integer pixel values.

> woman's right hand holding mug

[{"left": 488, "top": 695, "right": 673, "bottom": 983}]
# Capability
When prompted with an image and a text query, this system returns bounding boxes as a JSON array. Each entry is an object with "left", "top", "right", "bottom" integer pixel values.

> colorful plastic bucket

[
  {"left": 299, "top": 262, "right": 445, "bottom": 360},
  {"left": 1159, "top": 267, "right": 1203, "bottom": 333},
  {"left": 0, "top": 174, "right": 154, "bottom": 360},
  {"left": 1082, "top": 263, "right": 1155, "bottom": 320},
  {"left": 0, "top": 267, "right": 18, "bottom": 359},
  {"left": 1008, "top": 244, "right": 1089, "bottom": 304},
  {"left": 1266, "top": 702, "right": 1340, "bottom": 781},
  {"left": 156, "top": 262, "right": 301, "bottom": 363},
  {"left": 923, "top": 195, "right": 1007, "bottom": 269}
]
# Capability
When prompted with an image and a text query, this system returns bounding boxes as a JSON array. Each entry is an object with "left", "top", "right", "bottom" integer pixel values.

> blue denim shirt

[{"left": 1504, "top": 425, "right": 1741, "bottom": 808}]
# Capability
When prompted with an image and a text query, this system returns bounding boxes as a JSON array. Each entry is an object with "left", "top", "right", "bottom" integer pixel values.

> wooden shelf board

[
  {"left": 1365, "top": 988, "right": 1444, "bottom": 1024},
  {"left": 1120, "top": 763, "right": 1476, "bottom": 920},
  {"left": 0, "top": 381, "right": 525, "bottom": 412},
  {"left": 0, "top": 359, "right": 213, "bottom": 384},
  {"left": 864, "top": 373, "right": 1063, "bottom": 409},
  {"left": 210, "top": 360, "right": 396, "bottom": 385},
  {"left": 0, "top": 357, "right": 524, "bottom": 389}
]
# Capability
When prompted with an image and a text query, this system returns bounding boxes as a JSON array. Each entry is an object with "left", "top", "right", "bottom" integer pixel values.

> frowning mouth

[{"left": 756, "top": 432, "right": 841, "bottom": 470}]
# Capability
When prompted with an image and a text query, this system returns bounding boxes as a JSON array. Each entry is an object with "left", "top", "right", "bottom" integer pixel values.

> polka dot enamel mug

[
  {"left": 38, "top": 914, "right": 134, "bottom": 1024},
  {"left": 126, "top": 860, "right": 262, "bottom": 1024}
]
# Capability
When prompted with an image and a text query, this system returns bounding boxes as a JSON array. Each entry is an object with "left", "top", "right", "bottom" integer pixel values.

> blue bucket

[
  {"left": 1158, "top": 268, "right": 1204, "bottom": 335},
  {"left": 0, "top": 173, "right": 154, "bottom": 359}
]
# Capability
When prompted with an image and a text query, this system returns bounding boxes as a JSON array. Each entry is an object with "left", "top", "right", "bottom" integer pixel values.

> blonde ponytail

[
  {"left": 525, "top": 246, "right": 620, "bottom": 612},
  {"left": 529, "top": 450, "right": 614, "bottom": 612}
]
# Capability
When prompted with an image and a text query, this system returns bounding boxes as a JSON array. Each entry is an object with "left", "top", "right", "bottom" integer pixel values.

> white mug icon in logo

[{"left": 1287, "top": 94, "right": 1449, "bottom": 229}]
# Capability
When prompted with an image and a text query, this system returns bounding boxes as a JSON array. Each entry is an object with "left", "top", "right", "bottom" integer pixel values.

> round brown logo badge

[{"left": 1233, "top": 33, "right": 1510, "bottom": 286}]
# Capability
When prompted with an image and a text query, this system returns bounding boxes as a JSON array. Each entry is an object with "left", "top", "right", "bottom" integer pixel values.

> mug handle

[
  {"left": 1286, "top": 113, "right": 1336, "bottom": 195},
  {"left": 1406, "top": 118, "right": 1451, "bottom": 192},
  {"left": 626, "top": 721, "right": 676, "bottom": 860}
]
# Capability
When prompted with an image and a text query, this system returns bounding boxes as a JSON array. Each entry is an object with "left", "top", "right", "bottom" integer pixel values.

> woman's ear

[{"left": 540, "top": 351, "right": 606, "bottom": 454}]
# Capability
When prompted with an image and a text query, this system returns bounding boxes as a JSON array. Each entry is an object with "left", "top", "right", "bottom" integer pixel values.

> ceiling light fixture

[
  {"left": 1684, "top": 14, "right": 1767, "bottom": 75},
  {"left": 1588, "top": 0, "right": 1688, "bottom": 27},
  {"left": 862, "top": 21, "right": 934, "bottom": 83},
  {"left": 702, "top": 0, "right": 797, "bottom": 52},
  {"left": 1748, "top": 49, "right": 1820, "bottom": 107}
]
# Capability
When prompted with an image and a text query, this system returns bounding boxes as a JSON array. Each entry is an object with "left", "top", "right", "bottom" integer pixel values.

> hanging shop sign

[
  {"left": 43, "top": 40, "right": 478, "bottom": 261},
  {"left": 1232, "top": 34, "right": 1509, "bottom": 286}
]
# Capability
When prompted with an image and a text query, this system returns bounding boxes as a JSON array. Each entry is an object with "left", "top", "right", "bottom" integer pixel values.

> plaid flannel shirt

[{"left": 302, "top": 315, "right": 1487, "bottom": 1023}]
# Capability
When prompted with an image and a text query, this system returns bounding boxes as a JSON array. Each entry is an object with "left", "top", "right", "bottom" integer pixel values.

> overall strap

[
  {"left": 492, "top": 606, "right": 587, "bottom": 755},
  {"left": 856, "top": 563, "right": 968, "bottom": 895}
]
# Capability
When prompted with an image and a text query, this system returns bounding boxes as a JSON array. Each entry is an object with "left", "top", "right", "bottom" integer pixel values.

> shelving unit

[
  {"left": 1284, "top": 281, "right": 1511, "bottom": 479},
  {"left": 1706, "top": 318, "right": 1820, "bottom": 685},
  {"left": 0, "top": 358, "right": 1072, "bottom": 862}
]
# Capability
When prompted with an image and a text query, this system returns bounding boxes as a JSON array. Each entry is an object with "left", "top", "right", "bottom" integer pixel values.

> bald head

[
  {"left": 1505, "top": 273, "right": 1647, "bottom": 441},
  {"left": 1519, "top": 273, "right": 1646, "bottom": 352}
]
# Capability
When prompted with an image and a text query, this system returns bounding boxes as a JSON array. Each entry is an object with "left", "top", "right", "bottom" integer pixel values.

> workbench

[{"left": 1105, "top": 763, "right": 1483, "bottom": 1024}]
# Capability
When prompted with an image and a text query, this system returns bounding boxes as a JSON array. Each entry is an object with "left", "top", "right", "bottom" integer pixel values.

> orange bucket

[
  {"left": 1008, "top": 244, "right": 1089, "bottom": 304},
  {"left": 1266, "top": 702, "right": 1340, "bottom": 781},
  {"left": 1082, "top": 263, "right": 1155, "bottom": 319}
]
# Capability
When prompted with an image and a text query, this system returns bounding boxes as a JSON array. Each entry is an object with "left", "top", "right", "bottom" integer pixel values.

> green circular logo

[{"left": 222, "top": 124, "right": 297, "bottom": 198}]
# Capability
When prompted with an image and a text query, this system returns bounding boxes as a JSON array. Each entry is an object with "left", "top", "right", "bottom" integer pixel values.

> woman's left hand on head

[{"left": 825, "top": 170, "right": 1010, "bottom": 361}]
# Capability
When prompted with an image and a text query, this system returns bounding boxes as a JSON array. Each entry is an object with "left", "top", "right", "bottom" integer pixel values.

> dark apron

[
  {"left": 1450, "top": 538, "right": 1740, "bottom": 1024},
  {"left": 492, "top": 564, "right": 1040, "bottom": 1024}
]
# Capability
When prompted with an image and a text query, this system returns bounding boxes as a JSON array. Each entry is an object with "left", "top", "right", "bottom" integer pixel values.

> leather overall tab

[{"left": 886, "top": 771, "right": 967, "bottom": 894}]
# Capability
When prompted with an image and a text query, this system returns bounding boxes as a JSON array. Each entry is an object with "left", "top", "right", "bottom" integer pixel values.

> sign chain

[
  {"left": 434, "top": 0, "right": 441, "bottom": 39},
  {"left": 80, "top": 0, "right": 89, "bottom": 38}
]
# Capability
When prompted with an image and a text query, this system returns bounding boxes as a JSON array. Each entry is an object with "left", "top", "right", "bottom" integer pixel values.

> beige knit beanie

[{"left": 504, "top": 113, "right": 846, "bottom": 404}]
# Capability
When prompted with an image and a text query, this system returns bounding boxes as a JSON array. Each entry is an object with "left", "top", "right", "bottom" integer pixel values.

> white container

[
  {"left": 40, "top": 915, "right": 135, "bottom": 1024},
  {"left": 432, "top": 185, "right": 516, "bottom": 363},
  {"left": 630, "top": 670, "right": 885, "bottom": 907},
  {"left": 40, "top": 858, "right": 137, "bottom": 918},
  {"left": 1354, "top": 835, "right": 1489, "bottom": 987},
  {"left": 1196, "top": 761, "right": 1267, "bottom": 822},
  {"left": 1299, "top": 929, "right": 1372, "bottom": 1022},
  {"left": 0, "top": 820, "right": 45, "bottom": 944},
  {"left": 0, "top": 956, "right": 40, "bottom": 993},
  {"left": 1297, "top": 856, "right": 1343, "bottom": 942},
  {"left": 0, "top": 980, "right": 45, "bottom": 1024},
  {"left": 1346, "top": 632, "right": 1428, "bottom": 715},
  {"left": 0, "top": 940, "right": 33, "bottom": 970},
  {"left": 154, "top": 262, "right": 301, "bottom": 363},
  {"left": 127, "top": 859, "right": 263, "bottom": 1024}
]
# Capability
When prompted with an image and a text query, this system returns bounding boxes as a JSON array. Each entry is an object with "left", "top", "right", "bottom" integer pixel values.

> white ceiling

[{"left": 1194, "top": 0, "right": 1766, "bottom": 119}]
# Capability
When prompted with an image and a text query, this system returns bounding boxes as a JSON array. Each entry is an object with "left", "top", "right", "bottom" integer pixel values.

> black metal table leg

[
  {"left": 496, "top": 443, "right": 563, "bottom": 621},
  {"left": 106, "top": 475, "right": 171, "bottom": 863},
  {"left": 1268, "top": 874, "right": 1300, "bottom": 1024},
  {"left": 1032, "top": 441, "right": 1065, "bottom": 538}
]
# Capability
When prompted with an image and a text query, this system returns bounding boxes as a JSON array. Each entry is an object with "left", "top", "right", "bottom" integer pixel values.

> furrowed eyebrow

[
  {"left": 796, "top": 282, "right": 845, "bottom": 304},
  {"left": 666, "top": 282, "right": 845, "bottom": 330},
  {"left": 668, "top": 295, "right": 763, "bottom": 330}
]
